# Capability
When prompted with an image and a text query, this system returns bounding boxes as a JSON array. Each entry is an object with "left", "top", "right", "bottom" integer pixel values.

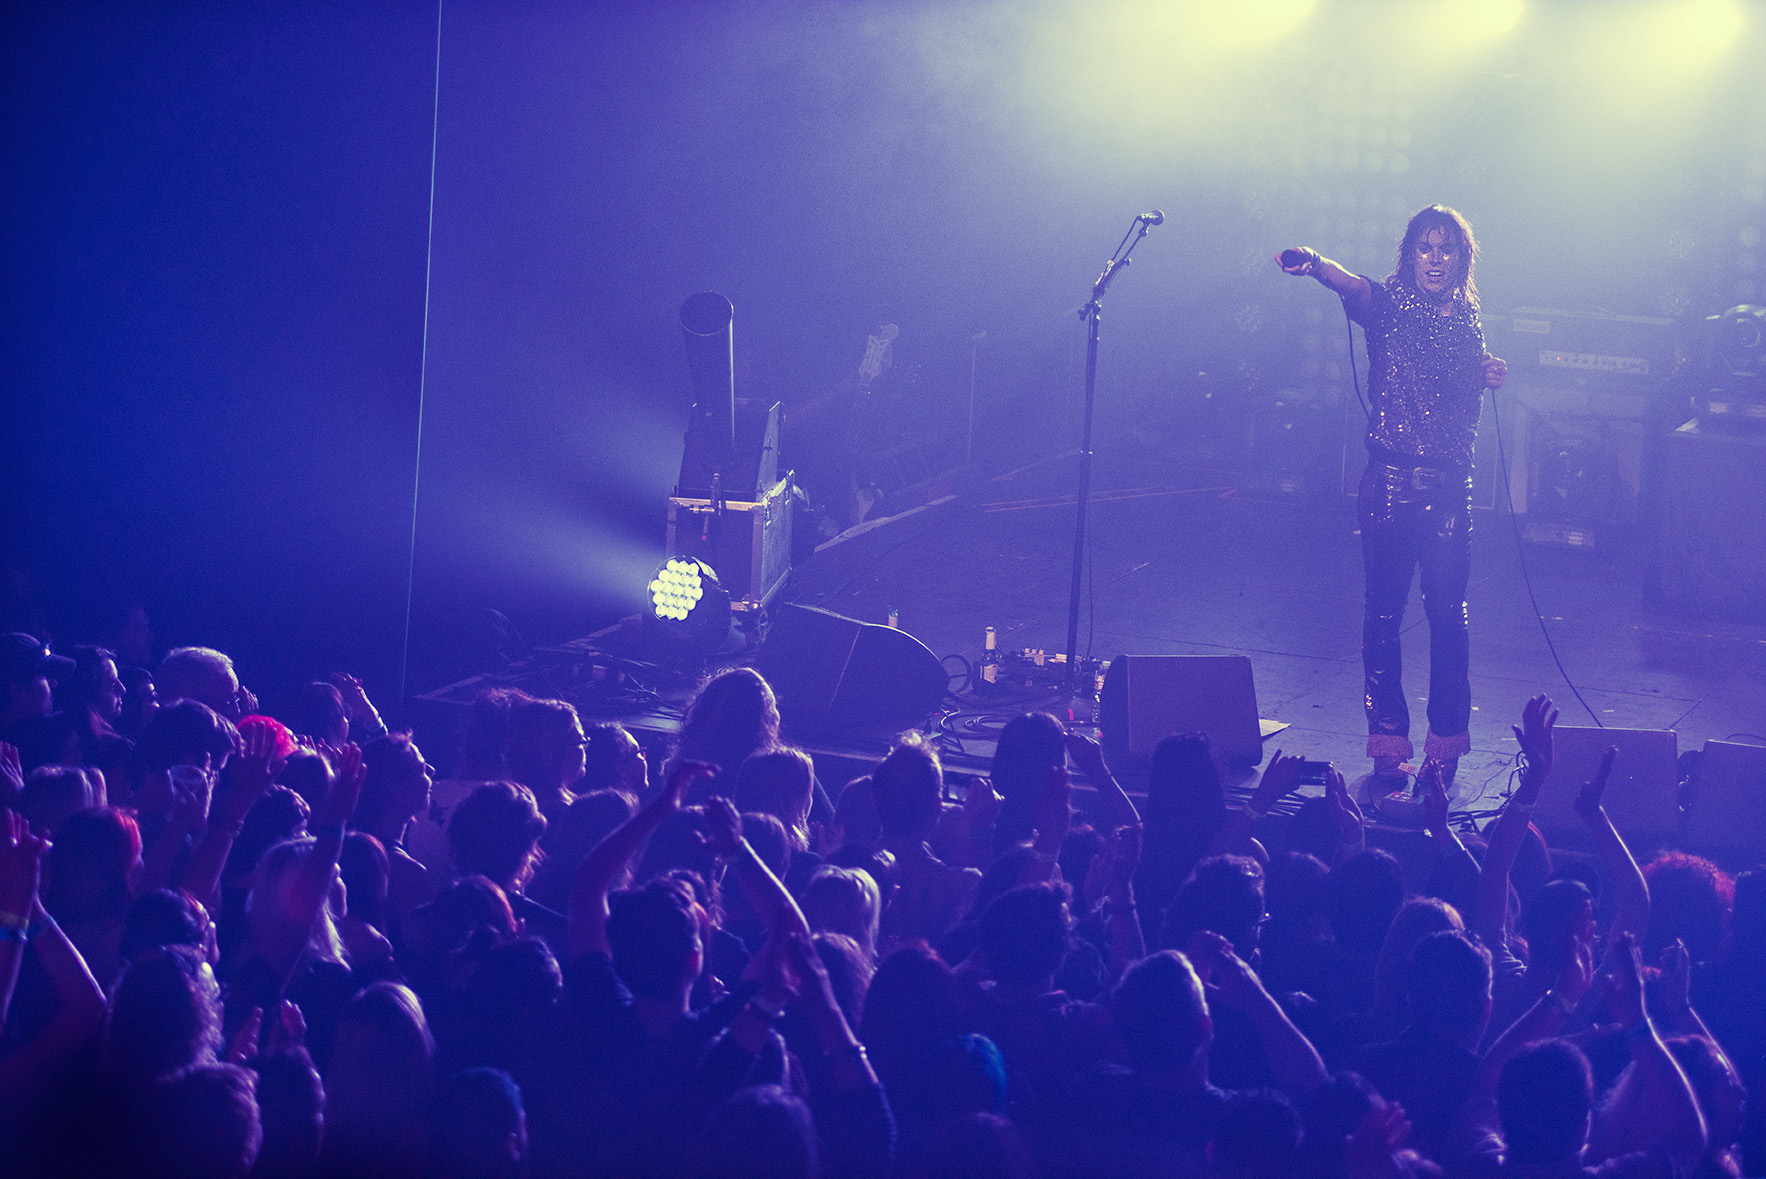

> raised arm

[
  {"left": 182, "top": 723, "right": 285, "bottom": 911},
  {"left": 1211, "top": 749, "right": 1307, "bottom": 866},
  {"left": 330, "top": 673, "right": 388, "bottom": 740},
  {"left": 259, "top": 743, "right": 362, "bottom": 987},
  {"left": 1016, "top": 765, "right": 1072, "bottom": 888},
  {"left": 1277, "top": 247, "right": 1375, "bottom": 317},
  {"left": 0, "top": 811, "right": 46, "bottom": 1036},
  {"left": 569, "top": 760, "right": 714, "bottom": 960},
  {"left": 1187, "top": 930, "right": 1327, "bottom": 1094},
  {"left": 0, "top": 812, "right": 105, "bottom": 1101},
  {"left": 1596, "top": 933, "right": 1706, "bottom": 1165},
  {"left": 1064, "top": 733, "right": 1140, "bottom": 829},
  {"left": 1099, "top": 823, "right": 1147, "bottom": 983},
  {"left": 704, "top": 796, "right": 810, "bottom": 942},
  {"left": 1573, "top": 747, "right": 1650, "bottom": 951},
  {"left": 1472, "top": 695, "right": 1556, "bottom": 950},
  {"left": 1323, "top": 765, "right": 1366, "bottom": 864}
]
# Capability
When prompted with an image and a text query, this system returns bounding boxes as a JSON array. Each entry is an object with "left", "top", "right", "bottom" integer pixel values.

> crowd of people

[{"left": 0, "top": 628, "right": 1762, "bottom": 1177}]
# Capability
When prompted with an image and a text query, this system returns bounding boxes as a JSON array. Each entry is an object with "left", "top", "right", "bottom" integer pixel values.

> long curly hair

[{"left": 1394, "top": 204, "right": 1480, "bottom": 310}]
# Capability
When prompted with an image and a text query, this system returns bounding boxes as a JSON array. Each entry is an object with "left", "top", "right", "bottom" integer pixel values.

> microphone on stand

[{"left": 1138, "top": 211, "right": 1165, "bottom": 226}]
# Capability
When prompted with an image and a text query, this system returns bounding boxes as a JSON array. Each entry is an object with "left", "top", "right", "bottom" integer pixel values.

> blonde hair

[{"left": 801, "top": 866, "right": 882, "bottom": 963}]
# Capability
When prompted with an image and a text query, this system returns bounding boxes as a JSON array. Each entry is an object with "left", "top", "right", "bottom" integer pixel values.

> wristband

[
  {"left": 0, "top": 909, "right": 29, "bottom": 932},
  {"left": 746, "top": 994, "right": 787, "bottom": 1023},
  {"left": 829, "top": 1041, "right": 869, "bottom": 1065}
]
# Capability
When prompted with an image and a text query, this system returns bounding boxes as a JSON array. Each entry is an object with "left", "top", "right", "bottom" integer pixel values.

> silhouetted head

[
  {"left": 872, "top": 736, "right": 944, "bottom": 842},
  {"left": 1499, "top": 1039, "right": 1592, "bottom": 1165},
  {"left": 733, "top": 746, "right": 816, "bottom": 851},
  {"left": 1406, "top": 929, "right": 1492, "bottom": 1039},
  {"left": 607, "top": 876, "right": 705, "bottom": 1000},
  {"left": 979, "top": 883, "right": 1071, "bottom": 988},
  {"left": 1112, "top": 950, "right": 1211, "bottom": 1075},
  {"left": 1164, "top": 855, "right": 1266, "bottom": 959},
  {"left": 449, "top": 781, "right": 547, "bottom": 893}
]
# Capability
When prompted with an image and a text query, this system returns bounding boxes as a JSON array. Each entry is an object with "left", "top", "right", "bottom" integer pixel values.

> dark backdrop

[{"left": 5, "top": 1, "right": 1759, "bottom": 708}]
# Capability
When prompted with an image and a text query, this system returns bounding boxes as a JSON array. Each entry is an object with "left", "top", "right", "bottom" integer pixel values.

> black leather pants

[{"left": 1358, "top": 460, "right": 1473, "bottom": 761}]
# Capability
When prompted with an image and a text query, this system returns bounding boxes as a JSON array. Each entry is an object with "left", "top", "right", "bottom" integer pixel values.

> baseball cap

[{"left": 0, "top": 633, "right": 78, "bottom": 685}]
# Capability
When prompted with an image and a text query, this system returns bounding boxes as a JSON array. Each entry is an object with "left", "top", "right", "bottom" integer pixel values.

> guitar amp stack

[{"left": 1482, "top": 307, "right": 1687, "bottom": 548}]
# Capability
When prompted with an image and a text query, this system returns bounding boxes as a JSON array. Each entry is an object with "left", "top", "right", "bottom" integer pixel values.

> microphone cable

[{"left": 1490, "top": 396, "right": 1604, "bottom": 726}]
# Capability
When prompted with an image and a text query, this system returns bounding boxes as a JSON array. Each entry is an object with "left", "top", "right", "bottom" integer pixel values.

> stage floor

[{"left": 785, "top": 450, "right": 1766, "bottom": 818}]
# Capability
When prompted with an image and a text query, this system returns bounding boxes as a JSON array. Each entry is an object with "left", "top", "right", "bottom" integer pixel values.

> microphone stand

[{"left": 1064, "top": 215, "right": 1156, "bottom": 695}]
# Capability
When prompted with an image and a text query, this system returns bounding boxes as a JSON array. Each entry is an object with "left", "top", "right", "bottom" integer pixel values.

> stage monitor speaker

[
  {"left": 1684, "top": 740, "right": 1766, "bottom": 866},
  {"left": 756, "top": 604, "right": 946, "bottom": 732},
  {"left": 1533, "top": 726, "right": 1679, "bottom": 848},
  {"left": 1099, "top": 655, "right": 1262, "bottom": 772}
]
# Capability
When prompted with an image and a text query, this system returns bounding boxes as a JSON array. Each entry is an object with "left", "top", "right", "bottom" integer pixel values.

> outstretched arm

[
  {"left": 1277, "top": 248, "right": 1374, "bottom": 316},
  {"left": 569, "top": 760, "right": 715, "bottom": 960}
]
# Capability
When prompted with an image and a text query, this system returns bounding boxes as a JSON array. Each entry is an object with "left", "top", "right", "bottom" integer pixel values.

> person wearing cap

[{"left": 0, "top": 632, "right": 76, "bottom": 741}]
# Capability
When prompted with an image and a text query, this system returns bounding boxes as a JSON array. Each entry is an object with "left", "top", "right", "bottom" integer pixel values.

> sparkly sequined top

[{"left": 1348, "top": 275, "right": 1488, "bottom": 471}]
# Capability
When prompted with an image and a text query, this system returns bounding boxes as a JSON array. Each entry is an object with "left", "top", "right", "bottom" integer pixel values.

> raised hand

[
  {"left": 313, "top": 742, "right": 364, "bottom": 830},
  {"left": 328, "top": 672, "right": 379, "bottom": 723},
  {"left": 0, "top": 741, "right": 22, "bottom": 805},
  {"left": 167, "top": 766, "right": 215, "bottom": 835},
  {"left": 1324, "top": 765, "right": 1364, "bottom": 842},
  {"left": 962, "top": 775, "right": 1003, "bottom": 831},
  {"left": 1064, "top": 731, "right": 1109, "bottom": 779},
  {"left": 0, "top": 809, "right": 48, "bottom": 918},
  {"left": 655, "top": 760, "right": 716, "bottom": 817},
  {"left": 1250, "top": 749, "right": 1306, "bottom": 814},
  {"left": 1184, "top": 929, "right": 1262, "bottom": 1011},
  {"left": 780, "top": 928, "right": 837, "bottom": 1017},
  {"left": 1031, "top": 765, "right": 1072, "bottom": 854},
  {"left": 1574, "top": 746, "right": 1618, "bottom": 822},
  {"left": 1556, "top": 901, "right": 1598, "bottom": 1009},
  {"left": 1600, "top": 931, "right": 1648, "bottom": 1030},
  {"left": 1276, "top": 246, "right": 1318, "bottom": 275},
  {"left": 227, "top": 722, "right": 287, "bottom": 817},
  {"left": 703, "top": 795, "right": 743, "bottom": 861},
  {"left": 1344, "top": 1100, "right": 1414, "bottom": 1179},
  {"left": 1658, "top": 939, "right": 1692, "bottom": 1018},
  {"left": 1512, "top": 694, "right": 1557, "bottom": 780}
]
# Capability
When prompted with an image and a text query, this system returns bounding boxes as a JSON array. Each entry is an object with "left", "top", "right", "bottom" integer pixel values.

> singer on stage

[{"left": 1278, "top": 205, "right": 1507, "bottom": 788}]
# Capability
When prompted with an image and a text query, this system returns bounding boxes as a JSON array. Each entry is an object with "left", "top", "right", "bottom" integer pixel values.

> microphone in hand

[{"left": 1279, "top": 248, "right": 1313, "bottom": 271}]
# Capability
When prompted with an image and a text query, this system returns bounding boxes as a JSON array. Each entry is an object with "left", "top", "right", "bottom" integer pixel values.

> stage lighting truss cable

[
  {"left": 398, "top": 0, "right": 446, "bottom": 704},
  {"left": 1489, "top": 402, "right": 1603, "bottom": 728}
]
